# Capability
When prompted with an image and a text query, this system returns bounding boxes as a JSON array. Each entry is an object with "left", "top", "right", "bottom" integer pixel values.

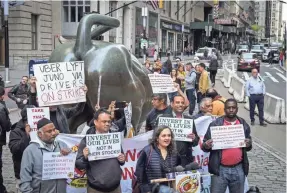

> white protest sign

[
  {"left": 33, "top": 61, "right": 86, "bottom": 107},
  {"left": 148, "top": 74, "right": 177, "bottom": 93},
  {"left": 86, "top": 132, "right": 122, "bottom": 161},
  {"left": 158, "top": 117, "right": 193, "bottom": 142},
  {"left": 42, "top": 152, "right": 77, "bottom": 180},
  {"left": 210, "top": 124, "right": 246, "bottom": 150},
  {"left": 176, "top": 172, "right": 201, "bottom": 193},
  {"left": 27, "top": 107, "right": 50, "bottom": 142},
  {"left": 124, "top": 102, "right": 135, "bottom": 138}
]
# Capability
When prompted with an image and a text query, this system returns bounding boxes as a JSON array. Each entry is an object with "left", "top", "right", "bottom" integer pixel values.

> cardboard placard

[
  {"left": 210, "top": 124, "right": 246, "bottom": 150},
  {"left": 158, "top": 117, "right": 194, "bottom": 142},
  {"left": 33, "top": 61, "right": 86, "bottom": 106},
  {"left": 148, "top": 74, "right": 177, "bottom": 93},
  {"left": 86, "top": 132, "right": 122, "bottom": 161},
  {"left": 42, "top": 152, "right": 77, "bottom": 180}
]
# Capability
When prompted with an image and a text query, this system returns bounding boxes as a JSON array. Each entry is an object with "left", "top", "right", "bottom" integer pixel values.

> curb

[{"left": 279, "top": 65, "right": 286, "bottom": 72}]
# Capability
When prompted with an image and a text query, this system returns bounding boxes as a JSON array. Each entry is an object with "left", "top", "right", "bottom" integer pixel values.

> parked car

[
  {"left": 250, "top": 45, "right": 264, "bottom": 59},
  {"left": 237, "top": 53, "right": 260, "bottom": 72},
  {"left": 262, "top": 48, "right": 280, "bottom": 63},
  {"left": 236, "top": 44, "right": 249, "bottom": 54}
]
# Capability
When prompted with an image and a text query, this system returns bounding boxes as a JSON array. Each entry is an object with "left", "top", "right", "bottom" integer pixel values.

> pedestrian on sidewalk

[
  {"left": 177, "top": 64, "right": 186, "bottom": 93},
  {"left": 268, "top": 50, "right": 274, "bottom": 65},
  {"left": 76, "top": 110, "right": 125, "bottom": 193},
  {"left": 153, "top": 49, "right": 158, "bottom": 62},
  {"left": 8, "top": 76, "right": 29, "bottom": 109},
  {"left": 279, "top": 49, "right": 284, "bottom": 67},
  {"left": 185, "top": 63, "right": 197, "bottom": 115},
  {"left": 163, "top": 55, "right": 172, "bottom": 74},
  {"left": 0, "top": 86, "right": 12, "bottom": 193},
  {"left": 245, "top": 68, "right": 267, "bottom": 127},
  {"left": 19, "top": 118, "right": 70, "bottom": 193},
  {"left": 158, "top": 48, "right": 162, "bottom": 60},
  {"left": 209, "top": 53, "right": 219, "bottom": 86},
  {"left": 202, "top": 99, "right": 252, "bottom": 193}
]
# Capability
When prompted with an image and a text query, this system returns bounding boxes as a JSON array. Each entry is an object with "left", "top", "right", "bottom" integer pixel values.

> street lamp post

[
  {"left": 3, "top": 0, "right": 10, "bottom": 83},
  {"left": 142, "top": 7, "right": 148, "bottom": 62}
]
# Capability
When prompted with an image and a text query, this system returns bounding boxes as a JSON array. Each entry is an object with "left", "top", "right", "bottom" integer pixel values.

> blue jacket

[{"left": 202, "top": 116, "right": 252, "bottom": 176}]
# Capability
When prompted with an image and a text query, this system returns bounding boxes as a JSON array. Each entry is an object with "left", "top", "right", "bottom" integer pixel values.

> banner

[
  {"left": 33, "top": 61, "right": 86, "bottom": 107},
  {"left": 42, "top": 152, "right": 77, "bottom": 180},
  {"left": 27, "top": 107, "right": 50, "bottom": 142},
  {"left": 210, "top": 124, "right": 246, "bottom": 150},
  {"left": 86, "top": 133, "right": 122, "bottom": 161},
  {"left": 176, "top": 172, "right": 201, "bottom": 193},
  {"left": 158, "top": 117, "right": 193, "bottom": 142},
  {"left": 148, "top": 74, "right": 176, "bottom": 93},
  {"left": 56, "top": 134, "right": 87, "bottom": 193}
]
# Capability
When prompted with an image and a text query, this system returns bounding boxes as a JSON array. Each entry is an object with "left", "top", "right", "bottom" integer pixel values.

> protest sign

[
  {"left": 42, "top": 152, "right": 77, "bottom": 180},
  {"left": 176, "top": 172, "right": 201, "bottom": 193},
  {"left": 27, "top": 107, "right": 50, "bottom": 141},
  {"left": 158, "top": 117, "right": 193, "bottom": 142},
  {"left": 148, "top": 74, "right": 177, "bottom": 93},
  {"left": 86, "top": 132, "right": 122, "bottom": 161},
  {"left": 33, "top": 61, "right": 86, "bottom": 107},
  {"left": 210, "top": 124, "right": 246, "bottom": 150},
  {"left": 124, "top": 102, "right": 135, "bottom": 138},
  {"left": 56, "top": 134, "right": 87, "bottom": 193}
]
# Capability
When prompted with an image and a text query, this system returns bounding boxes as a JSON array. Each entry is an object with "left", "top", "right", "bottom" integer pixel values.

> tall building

[
  {"left": 255, "top": 1, "right": 266, "bottom": 41},
  {"left": 270, "top": 0, "right": 283, "bottom": 42}
]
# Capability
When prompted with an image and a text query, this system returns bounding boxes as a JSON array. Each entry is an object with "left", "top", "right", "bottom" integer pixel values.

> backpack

[{"left": 132, "top": 146, "right": 153, "bottom": 193}]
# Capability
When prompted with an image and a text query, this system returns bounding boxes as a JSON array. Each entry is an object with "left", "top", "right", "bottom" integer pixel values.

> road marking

[
  {"left": 258, "top": 73, "right": 264, "bottom": 82},
  {"left": 274, "top": 67, "right": 283, "bottom": 74},
  {"left": 264, "top": 72, "right": 279, "bottom": 82},
  {"left": 243, "top": 72, "right": 250, "bottom": 80},
  {"left": 276, "top": 72, "right": 287, "bottom": 81},
  {"left": 265, "top": 65, "right": 270, "bottom": 67}
]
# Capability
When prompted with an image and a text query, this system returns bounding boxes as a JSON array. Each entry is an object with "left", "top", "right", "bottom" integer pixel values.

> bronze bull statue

[{"left": 48, "top": 14, "right": 153, "bottom": 134}]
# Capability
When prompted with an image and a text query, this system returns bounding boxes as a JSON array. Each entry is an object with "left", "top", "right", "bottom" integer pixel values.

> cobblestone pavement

[{"left": 2, "top": 110, "right": 286, "bottom": 193}]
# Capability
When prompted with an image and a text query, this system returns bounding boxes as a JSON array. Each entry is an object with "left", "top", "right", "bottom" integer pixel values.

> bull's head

[{"left": 49, "top": 14, "right": 153, "bottom": 134}]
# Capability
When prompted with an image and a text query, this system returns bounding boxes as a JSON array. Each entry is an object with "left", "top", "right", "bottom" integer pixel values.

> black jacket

[
  {"left": 8, "top": 83, "right": 29, "bottom": 109},
  {"left": 157, "top": 112, "right": 199, "bottom": 167},
  {"left": 0, "top": 100, "right": 11, "bottom": 145},
  {"left": 75, "top": 127, "right": 125, "bottom": 192},
  {"left": 209, "top": 58, "right": 219, "bottom": 71},
  {"left": 202, "top": 116, "right": 252, "bottom": 176},
  {"left": 8, "top": 119, "right": 30, "bottom": 179},
  {"left": 135, "top": 144, "right": 180, "bottom": 193}
]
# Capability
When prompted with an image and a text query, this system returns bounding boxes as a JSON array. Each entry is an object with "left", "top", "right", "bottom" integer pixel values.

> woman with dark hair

[
  {"left": 135, "top": 125, "right": 181, "bottom": 193},
  {"left": 168, "top": 69, "right": 181, "bottom": 102},
  {"left": 177, "top": 64, "right": 185, "bottom": 92}
]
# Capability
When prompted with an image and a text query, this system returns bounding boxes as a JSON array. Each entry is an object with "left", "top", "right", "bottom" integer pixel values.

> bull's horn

[{"left": 74, "top": 14, "right": 120, "bottom": 60}]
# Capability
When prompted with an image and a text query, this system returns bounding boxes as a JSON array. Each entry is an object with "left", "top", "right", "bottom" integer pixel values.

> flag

[{"left": 149, "top": 0, "right": 159, "bottom": 10}]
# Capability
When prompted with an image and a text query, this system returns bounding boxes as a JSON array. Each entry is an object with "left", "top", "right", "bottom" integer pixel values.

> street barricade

[
  {"left": 228, "top": 75, "right": 246, "bottom": 102},
  {"left": 221, "top": 68, "right": 234, "bottom": 88},
  {"left": 244, "top": 93, "right": 286, "bottom": 124},
  {"left": 215, "top": 69, "right": 224, "bottom": 80}
]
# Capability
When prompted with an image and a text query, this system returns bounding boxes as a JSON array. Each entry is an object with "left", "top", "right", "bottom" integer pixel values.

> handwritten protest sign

[
  {"left": 42, "top": 152, "right": 77, "bottom": 180},
  {"left": 148, "top": 74, "right": 177, "bottom": 93},
  {"left": 158, "top": 117, "right": 193, "bottom": 142},
  {"left": 124, "top": 102, "right": 135, "bottom": 138},
  {"left": 176, "top": 172, "right": 201, "bottom": 193},
  {"left": 33, "top": 61, "right": 86, "bottom": 107},
  {"left": 86, "top": 132, "right": 122, "bottom": 161},
  {"left": 210, "top": 124, "right": 246, "bottom": 150},
  {"left": 27, "top": 107, "right": 50, "bottom": 141}
]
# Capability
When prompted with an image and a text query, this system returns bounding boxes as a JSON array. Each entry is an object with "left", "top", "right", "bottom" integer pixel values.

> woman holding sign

[{"left": 135, "top": 125, "right": 182, "bottom": 193}]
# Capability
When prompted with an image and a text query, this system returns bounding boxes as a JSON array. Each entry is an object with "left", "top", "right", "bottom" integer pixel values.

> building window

[
  {"left": 63, "top": 0, "right": 90, "bottom": 22},
  {"left": 31, "top": 14, "right": 38, "bottom": 50},
  {"left": 168, "top": 1, "right": 171, "bottom": 17}
]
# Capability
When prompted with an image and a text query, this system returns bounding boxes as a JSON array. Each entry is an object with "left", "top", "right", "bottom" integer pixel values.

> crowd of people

[{"left": 0, "top": 58, "right": 262, "bottom": 193}]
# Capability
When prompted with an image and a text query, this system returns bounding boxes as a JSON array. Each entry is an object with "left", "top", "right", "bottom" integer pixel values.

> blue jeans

[
  {"left": 211, "top": 164, "right": 245, "bottom": 193},
  {"left": 186, "top": 88, "right": 196, "bottom": 115}
]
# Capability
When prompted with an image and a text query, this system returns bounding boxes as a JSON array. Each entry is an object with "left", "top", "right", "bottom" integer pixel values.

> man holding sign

[
  {"left": 76, "top": 109, "right": 125, "bottom": 193},
  {"left": 202, "top": 99, "right": 252, "bottom": 193},
  {"left": 19, "top": 118, "right": 71, "bottom": 193},
  {"left": 158, "top": 94, "right": 199, "bottom": 167}
]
